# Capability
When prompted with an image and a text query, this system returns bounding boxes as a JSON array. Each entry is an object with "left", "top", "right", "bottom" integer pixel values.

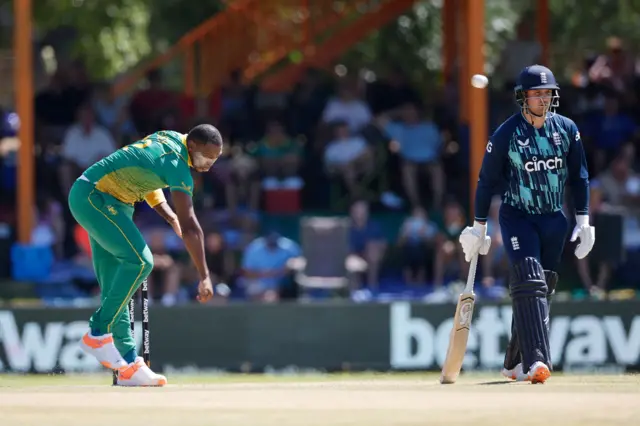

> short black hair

[{"left": 187, "top": 124, "right": 223, "bottom": 146}]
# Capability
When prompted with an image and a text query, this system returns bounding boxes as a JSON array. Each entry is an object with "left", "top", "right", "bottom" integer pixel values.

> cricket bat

[{"left": 439, "top": 253, "right": 478, "bottom": 384}]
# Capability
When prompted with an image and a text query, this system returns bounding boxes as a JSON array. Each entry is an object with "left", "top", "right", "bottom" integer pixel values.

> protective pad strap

[
  {"left": 544, "top": 270, "right": 559, "bottom": 299},
  {"left": 510, "top": 257, "right": 547, "bottom": 299}
]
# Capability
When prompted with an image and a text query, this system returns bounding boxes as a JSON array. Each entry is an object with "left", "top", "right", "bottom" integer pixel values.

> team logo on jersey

[
  {"left": 575, "top": 131, "right": 581, "bottom": 141},
  {"left": 106, "top": 206, "right": 118, "bottom": 216},
  {"left": 516, "top": 137, "right": 530, "bottom": 147},
  {"left": 486, "top": 141, "right": 492, "bottom": 153},
  {"left": 510, "top": 236, "right": 520, "bottom": 251},
  {"left": 552, "top": 132, "right": 562, "bottom": 145}
]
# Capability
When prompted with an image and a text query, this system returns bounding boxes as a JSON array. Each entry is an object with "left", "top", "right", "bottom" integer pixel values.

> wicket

[{"left": 112, "top": 279, "right": 150, "bottom": 385}]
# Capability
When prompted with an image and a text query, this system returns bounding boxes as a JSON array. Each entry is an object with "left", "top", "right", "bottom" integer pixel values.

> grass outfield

[
  {"left": 0, "top": 371, "right": 438, "bottom": 386},
  {"left": 1, "top": 372, "right": 639, "bottom": 425}
]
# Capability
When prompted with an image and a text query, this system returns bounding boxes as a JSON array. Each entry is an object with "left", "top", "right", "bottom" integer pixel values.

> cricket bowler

[
  {"left": 459, "top": 65, "right": 595, "bottom": 383},
  {"left": 68, "top": 124, "right": 222, "bottom": 386}
]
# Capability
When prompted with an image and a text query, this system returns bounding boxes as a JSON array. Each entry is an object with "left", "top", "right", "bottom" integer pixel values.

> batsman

[
  {"left": 459, "top": 65, "right": 595, "bottom": 383},
  {"left": 68, "top": 125, "right": 222, "bottom": 386}
]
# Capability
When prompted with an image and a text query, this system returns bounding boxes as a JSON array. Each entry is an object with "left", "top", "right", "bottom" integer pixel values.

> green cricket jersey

[{"left": 82, "top": 130, "right": 194, "bottom": 207}]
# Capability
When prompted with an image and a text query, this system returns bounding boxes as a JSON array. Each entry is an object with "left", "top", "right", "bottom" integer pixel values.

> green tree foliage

[
  {"left": 340, "top": 0, "right": 526, "bottom": 91},
  {"left": 33, "top": 0, "right": 152, "bottom": 79},
  {"left": 547, "top": 0, "right": 640, "bottom": 76},
  {"left": 340, "top": 0, "right": 640, "bottom": 88},
  {"left": 31, "top": 0, "right": 224, "bottom": 80},
  {"left": 146, "top": 0, "right": 224, "bottom": 48},
  {"left": 28, "top": 0, "right": 640, "bottom": 84}
]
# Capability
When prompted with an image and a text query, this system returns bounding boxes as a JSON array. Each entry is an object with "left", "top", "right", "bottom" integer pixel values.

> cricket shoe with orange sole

[
  {"left": 116, "top": 357, "right": 167, "bottom": 387},
  {"left": 80, "top": 332, "right": 128, "bottom": 371},
  {"left": 502, "top": 361, "right": 551, "bottom": 384},
  {"left": 527, "top": 361, "right": 551, "bottom": 384},
  {"left": 501, "top": 363, "right": 527, "bottom": 381}
]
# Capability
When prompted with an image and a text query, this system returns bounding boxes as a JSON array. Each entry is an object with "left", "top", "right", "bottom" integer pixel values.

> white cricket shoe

[
  {"left": 80, "top": 332, "right": 128, "bottom": 371},
  {"left": 527, "top": 361, "right": 551, "bottom": 384},
  {"left": 501, "top": 363, "right": 528, "bottom": 381},
  {"left": 117, "top": 357, "right": 167, "bottom": 387}
]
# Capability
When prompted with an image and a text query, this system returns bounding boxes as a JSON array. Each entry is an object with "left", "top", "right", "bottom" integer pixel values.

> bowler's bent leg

[
  {"left": 69, "top": 180, "right": 152, "bottom": 370},
  {"left": 81, "top": 191, "right": 152, "bottom": 353},
  {"left": 89, "top": 237, "right": 138, "bottom": 362}
]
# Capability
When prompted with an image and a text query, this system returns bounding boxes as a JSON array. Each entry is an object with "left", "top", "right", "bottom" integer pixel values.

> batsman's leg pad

[
  {"left": 504, "top": 268, "right": 558, "bottom": 371},
  {"left": 510, "top": 258, "right": 548, "bottom": 298},
  {"left": 509, "top": 257, "right": 551, "bottom": 372},
  {"left": 504, "top": 317, "right": 521, "bottom": 370}
]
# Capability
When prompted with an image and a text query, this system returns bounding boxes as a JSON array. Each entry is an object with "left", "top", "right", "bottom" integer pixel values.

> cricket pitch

[{"left": 1, "top": 372, "right": 638, "bottom": 426}]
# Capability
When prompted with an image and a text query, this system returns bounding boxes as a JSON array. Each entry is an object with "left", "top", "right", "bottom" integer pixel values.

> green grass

[
  {"left": 2, "top": 370, "right": 638, "bottom": 388},
  {"left": 0, "top": 371, "right": 435, "bottom": 387}
]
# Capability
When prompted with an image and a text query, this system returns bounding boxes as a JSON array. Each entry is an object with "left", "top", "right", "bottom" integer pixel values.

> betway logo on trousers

[
  {"left": 524, "top": 156, "right": 563, "bottom": 172},
  {"left": 390, "top": 303, "right": 640, "bottom": 370},
  {"left": 0, "top": 311, "right": 142, "bottom": 372}
]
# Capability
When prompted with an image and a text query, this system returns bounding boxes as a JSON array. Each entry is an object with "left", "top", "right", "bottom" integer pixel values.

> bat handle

[{"left": 464, "top": 254, "right": 478, "bottom": 293}]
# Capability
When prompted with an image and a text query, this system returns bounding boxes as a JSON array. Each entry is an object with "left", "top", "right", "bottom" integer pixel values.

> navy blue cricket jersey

[{"left": 474, "top": 113, "right": 589, "bottom": 221}]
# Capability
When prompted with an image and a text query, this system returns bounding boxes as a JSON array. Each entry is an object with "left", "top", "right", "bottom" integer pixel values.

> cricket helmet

[{"left": 514, "top": 65, "right": 560, "bottom": 116}]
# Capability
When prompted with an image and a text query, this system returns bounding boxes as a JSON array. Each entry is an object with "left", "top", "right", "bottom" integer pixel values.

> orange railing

[
  {"left": 112, "top": 0, "right": 414, "bottom": 98},
  {"left": 240, "top": 1, "right": 362, "bottom": 81},
  {"left": 112, "top": 0, "right": 255, "bottom": 98}
]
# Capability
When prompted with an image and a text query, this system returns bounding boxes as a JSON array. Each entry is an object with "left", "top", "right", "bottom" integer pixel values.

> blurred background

[{"left": 1, "top": 0, "right": 639, "bottom": 309}]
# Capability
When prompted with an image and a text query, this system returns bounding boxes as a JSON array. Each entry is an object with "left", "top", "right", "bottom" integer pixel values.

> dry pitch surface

[{"left": 1, "top": 372, "right": 639, "bottom": 426}]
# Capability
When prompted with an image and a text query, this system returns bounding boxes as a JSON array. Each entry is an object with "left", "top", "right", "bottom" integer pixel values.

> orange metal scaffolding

[
  {"left": 444, "top": 0, "right": 549, "bottom": 216},
  {"left": 13, "top": 0, "right": 550, "bottom": 240},
  {"left": 14, "top": 0, "right": 33, "bottom": 244},
  {"left": 466, "top": 0, "right": 486, "bottom": 216}
]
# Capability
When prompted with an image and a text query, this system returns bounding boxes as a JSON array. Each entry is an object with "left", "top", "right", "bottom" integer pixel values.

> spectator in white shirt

[
  {"left": 324, "top": 120, "right": 374, "bottom": 201},
  {"left": 321, "top": 79, "right": 372, "bottom": 133},
  {"left": 59, "top": 103, "right": 117, "bottom": 195}
]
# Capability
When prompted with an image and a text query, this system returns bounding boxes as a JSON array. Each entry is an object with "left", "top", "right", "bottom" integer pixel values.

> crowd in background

[{"left": 1, "top": 32, "right": 640, "bottom": 306}]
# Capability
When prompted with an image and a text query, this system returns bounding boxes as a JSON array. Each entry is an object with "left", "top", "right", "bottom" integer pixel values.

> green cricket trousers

[{"left": 68, "top": 177, "right": 154, "bottom": 357}]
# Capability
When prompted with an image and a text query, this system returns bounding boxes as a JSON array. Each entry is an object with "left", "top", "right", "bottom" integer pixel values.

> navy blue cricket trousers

[{"left": 498, "top": 203, "right": 569, "bottom": 272}]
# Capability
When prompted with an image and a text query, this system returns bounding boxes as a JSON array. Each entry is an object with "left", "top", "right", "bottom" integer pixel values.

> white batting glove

[
  {"left": 459, "top": 221, "right": 492, "bottom": 262},
  {"left": 570, "top": 215, "right": 595, "bottom": 259}
]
